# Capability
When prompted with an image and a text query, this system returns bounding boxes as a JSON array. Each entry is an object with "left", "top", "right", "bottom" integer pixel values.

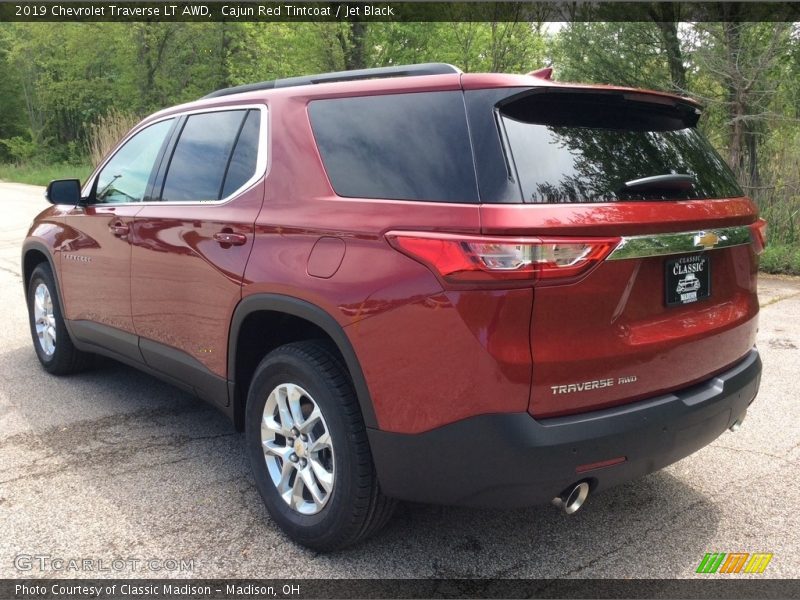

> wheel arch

[
  {"left": 228, "top": 294, "right": 377, "bottom": 431},
  {"left": 22, "top": 241, "right": 57, "bottom": 292},
  {"left": 21, "top": 242, "right": 67, "bottom": 318}
]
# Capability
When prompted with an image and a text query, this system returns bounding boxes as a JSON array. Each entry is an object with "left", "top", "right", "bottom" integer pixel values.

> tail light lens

[
  {"left": 386, "top": 232, "right": 620, "bottom": 286},
  {"left": 750, "top": 219, "right": 768, "bottom": 255}
]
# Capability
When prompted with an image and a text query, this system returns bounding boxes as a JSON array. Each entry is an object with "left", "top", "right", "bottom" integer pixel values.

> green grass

[
  {"left": 760, "top": 244, "right": 800, "bottom": 276},
  {"left": 0, "top": 162, "right": 92, "bottom": 187}
]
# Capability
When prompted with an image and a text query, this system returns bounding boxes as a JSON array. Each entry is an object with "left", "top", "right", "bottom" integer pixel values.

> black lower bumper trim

[{"left": 368, "top": 349, "right": 761, "bottom": 507}]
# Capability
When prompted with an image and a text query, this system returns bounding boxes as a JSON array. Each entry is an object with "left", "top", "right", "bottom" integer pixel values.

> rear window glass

[
  {"left": 499, "top": 91, "right": 742, "bottom": 203},
  {"left": 308, "top": 92, "right": 478, "bottom": 203}
]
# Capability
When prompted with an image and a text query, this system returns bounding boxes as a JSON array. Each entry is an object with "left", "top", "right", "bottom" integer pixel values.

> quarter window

[
  {"left": 94, "top": 119, "right": 173, "bottom": 204},
  {"left": 308, "top": 92, "right": 478, "bottom": 203},
  {"left": 221, "top": 110, "right": 261, "bottom": 198}
]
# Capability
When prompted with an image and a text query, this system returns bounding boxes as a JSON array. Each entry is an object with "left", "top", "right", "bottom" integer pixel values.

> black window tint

[
  {"left": 499, "top": 92, "right": 741, "bottom": 203},
  {"left": 161, "top": 110, "right": 246, "bottom": 202},
  {"left": 95, "top": 119, "right": 173, "bottom": 204},
  {"left": 221, "top": 110, "right": 261, "bottom": 198},
  {"left": 309, "top": 92, "right": 478, "bottom": 202}
]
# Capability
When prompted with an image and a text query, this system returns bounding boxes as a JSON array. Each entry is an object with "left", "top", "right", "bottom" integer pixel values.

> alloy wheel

[
  {"left": 33, "top": 282, "right": 56, "bottom": 357},
  {"left": 260, "top": 383, "right": 335, "bottom": 515}
]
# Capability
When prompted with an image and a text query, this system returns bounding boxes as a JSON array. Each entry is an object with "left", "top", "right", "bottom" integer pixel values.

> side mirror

[{"left": 45, "top": 179, "right": 82, "bottom": 205}]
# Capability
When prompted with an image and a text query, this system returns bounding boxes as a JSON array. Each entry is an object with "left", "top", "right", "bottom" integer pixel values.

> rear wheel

[
  {"left": 245, "top": 341, "right": 395, "bottom": 551},
  {"left": 26, "top": 263, "right": 91, "bottom": 374}
]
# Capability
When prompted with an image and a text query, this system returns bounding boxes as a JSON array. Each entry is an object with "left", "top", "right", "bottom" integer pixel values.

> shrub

[
  {"left": 759, "top": 244, "right": 800, "bottom": 275},
  {"left": 0, "top": 135, "right": 40, "bottom": 164}
]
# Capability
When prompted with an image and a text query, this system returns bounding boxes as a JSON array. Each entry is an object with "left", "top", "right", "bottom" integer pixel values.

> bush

[
  {"left": 759, "top": 244, "right": 800, "bottom": 275},
  {"left": 0, "top": 135, "right": 40, "bottom": 164}
]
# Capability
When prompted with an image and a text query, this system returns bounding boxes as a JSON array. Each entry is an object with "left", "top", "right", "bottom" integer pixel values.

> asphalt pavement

[{"left": 0, "top": 182, "right": 798, "bottom": 579}]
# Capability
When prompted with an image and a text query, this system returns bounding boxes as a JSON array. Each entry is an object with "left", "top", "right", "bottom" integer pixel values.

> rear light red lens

[
  {"left": 386, "top": 232, "right": 620, "bottom": 286},
  {"left": 750, "top": 219, "right": 768, "bottom": 255}
]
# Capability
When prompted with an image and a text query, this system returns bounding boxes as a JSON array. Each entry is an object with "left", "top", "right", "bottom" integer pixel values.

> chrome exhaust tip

[
  {"left": 729, "top": 411, "right": 746, "bottom": 432},
  {"left": 552, "top": 481, "right": 590, "bottom": 515}
]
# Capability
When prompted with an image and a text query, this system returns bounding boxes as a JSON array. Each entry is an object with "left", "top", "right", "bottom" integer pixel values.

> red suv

[{"left": 23, "top": 63, "right": 765, "bottom": 550}]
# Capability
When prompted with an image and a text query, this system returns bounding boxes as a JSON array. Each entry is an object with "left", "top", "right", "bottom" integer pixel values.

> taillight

[
  {"left": 750, "top": 219, "right": 768, "bottom": 255},
  {"left": 386, "top": 232, "right": 620, "bottom": 286}
]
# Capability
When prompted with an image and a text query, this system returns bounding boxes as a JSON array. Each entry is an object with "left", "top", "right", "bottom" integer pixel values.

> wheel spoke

[
  {"left": 277, "top": 457, "right": 296, "bottom": 499},
  {"left": 309, "top": 458, "right": 333, "bottom": 493},
  {"left": 263, "top": 439, "right": 292, "bottom": 460},
  {"left": 299, "top": 465, "right": 326, "bottom": 506},
  {"left": 261, "top": 413, "right": 284, "bottom": 437},
  {"left": 290, "top": 466, "right": 306, "bottom": 510},
  {"left": 298, "top": 406, "right": 322, "bottom": 434},
  {"left": 286, "top": 385, "right": 305, "bottom": 428},
  {"left": 274, "top": 387, "right": 295, "bottom": 430},
  {"left": 307, "top": 430, "right": 330, "bottom": 453}
]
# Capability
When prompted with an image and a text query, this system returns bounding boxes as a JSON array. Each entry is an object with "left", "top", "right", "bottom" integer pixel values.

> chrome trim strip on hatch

[{"left": 607, "top": 225, "right": 753, "bottom": 261}]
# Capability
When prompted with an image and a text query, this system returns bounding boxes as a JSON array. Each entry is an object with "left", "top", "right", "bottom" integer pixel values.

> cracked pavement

[{"left": 1, "top": 182, "right": 798, "bottom": 579}]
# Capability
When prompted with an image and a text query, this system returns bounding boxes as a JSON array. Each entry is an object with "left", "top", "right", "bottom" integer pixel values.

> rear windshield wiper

[{"left": 619, "top": 174, "right": 696, "bottom": 193}]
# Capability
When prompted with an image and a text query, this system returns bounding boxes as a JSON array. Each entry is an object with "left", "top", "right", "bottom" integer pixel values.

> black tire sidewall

[{"left": 245, "top": 346, "right": 364, "bottom": 542}]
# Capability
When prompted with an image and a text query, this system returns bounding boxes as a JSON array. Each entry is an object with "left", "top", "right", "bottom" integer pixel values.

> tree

[
  {"left": 648, "top": 4, "right": 687, "bottom": 91},
  {"left": 550, "top": 22, "right": 671, "bottom": 89},
  {"left": 686, "top": 21, "right": 794, "bottom": 186}
]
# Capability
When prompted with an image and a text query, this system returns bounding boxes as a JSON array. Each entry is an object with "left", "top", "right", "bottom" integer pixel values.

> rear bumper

[{"left": 368, "top": 348, "right": 761, "bottom": 507}]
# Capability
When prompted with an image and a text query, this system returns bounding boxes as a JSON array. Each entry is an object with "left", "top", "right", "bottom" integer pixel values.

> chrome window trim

[
  {"left": 81, "top": 103, "right": 269, "bottom": 207},
  {"left": 607, "top": 225, "right": 753, "bottom": 260}
]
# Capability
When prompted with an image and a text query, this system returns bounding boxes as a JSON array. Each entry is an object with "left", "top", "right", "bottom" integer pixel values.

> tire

[
  {"left": 27, "top": 263, "right": 91, "bottom": 375},
  {"left": 245, "top": 340, "right": 396, "bottom": 551}
]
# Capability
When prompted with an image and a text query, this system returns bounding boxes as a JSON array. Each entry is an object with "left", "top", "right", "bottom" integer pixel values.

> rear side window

[
  {"left": 309, "top": 92, "right": 478, "bottom": 203},
  {"left": 498, "top": 90, "right": 742, "bottom": 203},
  {"left": 160, "top": 109, "right": 261, "bottom": 202}
]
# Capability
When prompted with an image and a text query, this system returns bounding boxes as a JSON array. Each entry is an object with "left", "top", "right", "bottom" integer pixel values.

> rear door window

[
  {"left": 160, "top": 109, "right": 255, "bottom": 202},
  {"left": 497, "top": 90, "right": 742, "bottom": 203},
  {"left": 308, "top": 92, "right": 478, "bottom": 203}
]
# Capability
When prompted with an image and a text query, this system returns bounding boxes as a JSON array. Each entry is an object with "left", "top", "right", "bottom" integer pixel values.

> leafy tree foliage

[{"left": 0, "top": 20, "right": 796, "bottom": 247}]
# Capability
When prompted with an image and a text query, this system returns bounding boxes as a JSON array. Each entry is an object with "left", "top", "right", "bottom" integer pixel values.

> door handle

[
  {"left": 213, "top": 231, "right": 247, "bottom": 246},
  {"left": 109, "top": 221, "right": 129, "bottom": 236}
]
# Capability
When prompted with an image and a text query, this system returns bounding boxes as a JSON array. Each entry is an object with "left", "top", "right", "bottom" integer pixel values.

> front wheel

[
  {"left": 26, "top": 263, "right": 91, "bottom": 374},
  {"left": 245, "top": 341, "right": 395, "bottom": 551}
]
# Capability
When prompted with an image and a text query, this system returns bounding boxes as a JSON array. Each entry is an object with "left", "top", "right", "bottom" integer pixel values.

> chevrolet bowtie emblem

[{"left": 694, "top": 231, "right": 723, "bottom": 249}]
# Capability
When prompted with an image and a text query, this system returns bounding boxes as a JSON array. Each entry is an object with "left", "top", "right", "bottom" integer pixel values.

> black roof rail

[{"left": 201, "top": 63, "right": 462, "bottom": 99}]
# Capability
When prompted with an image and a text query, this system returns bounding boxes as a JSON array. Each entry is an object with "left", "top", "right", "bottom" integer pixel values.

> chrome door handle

[
  {"left": 110, "top": 222, "right": 129, "bottom": 236},
  {"left": 213, "top": 231, "right": 247, "bottom": 246}
]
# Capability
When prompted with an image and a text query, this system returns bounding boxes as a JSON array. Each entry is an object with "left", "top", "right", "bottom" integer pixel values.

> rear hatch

[{"left": 467, "top": 85, "right": 763, "bottom": 418}]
